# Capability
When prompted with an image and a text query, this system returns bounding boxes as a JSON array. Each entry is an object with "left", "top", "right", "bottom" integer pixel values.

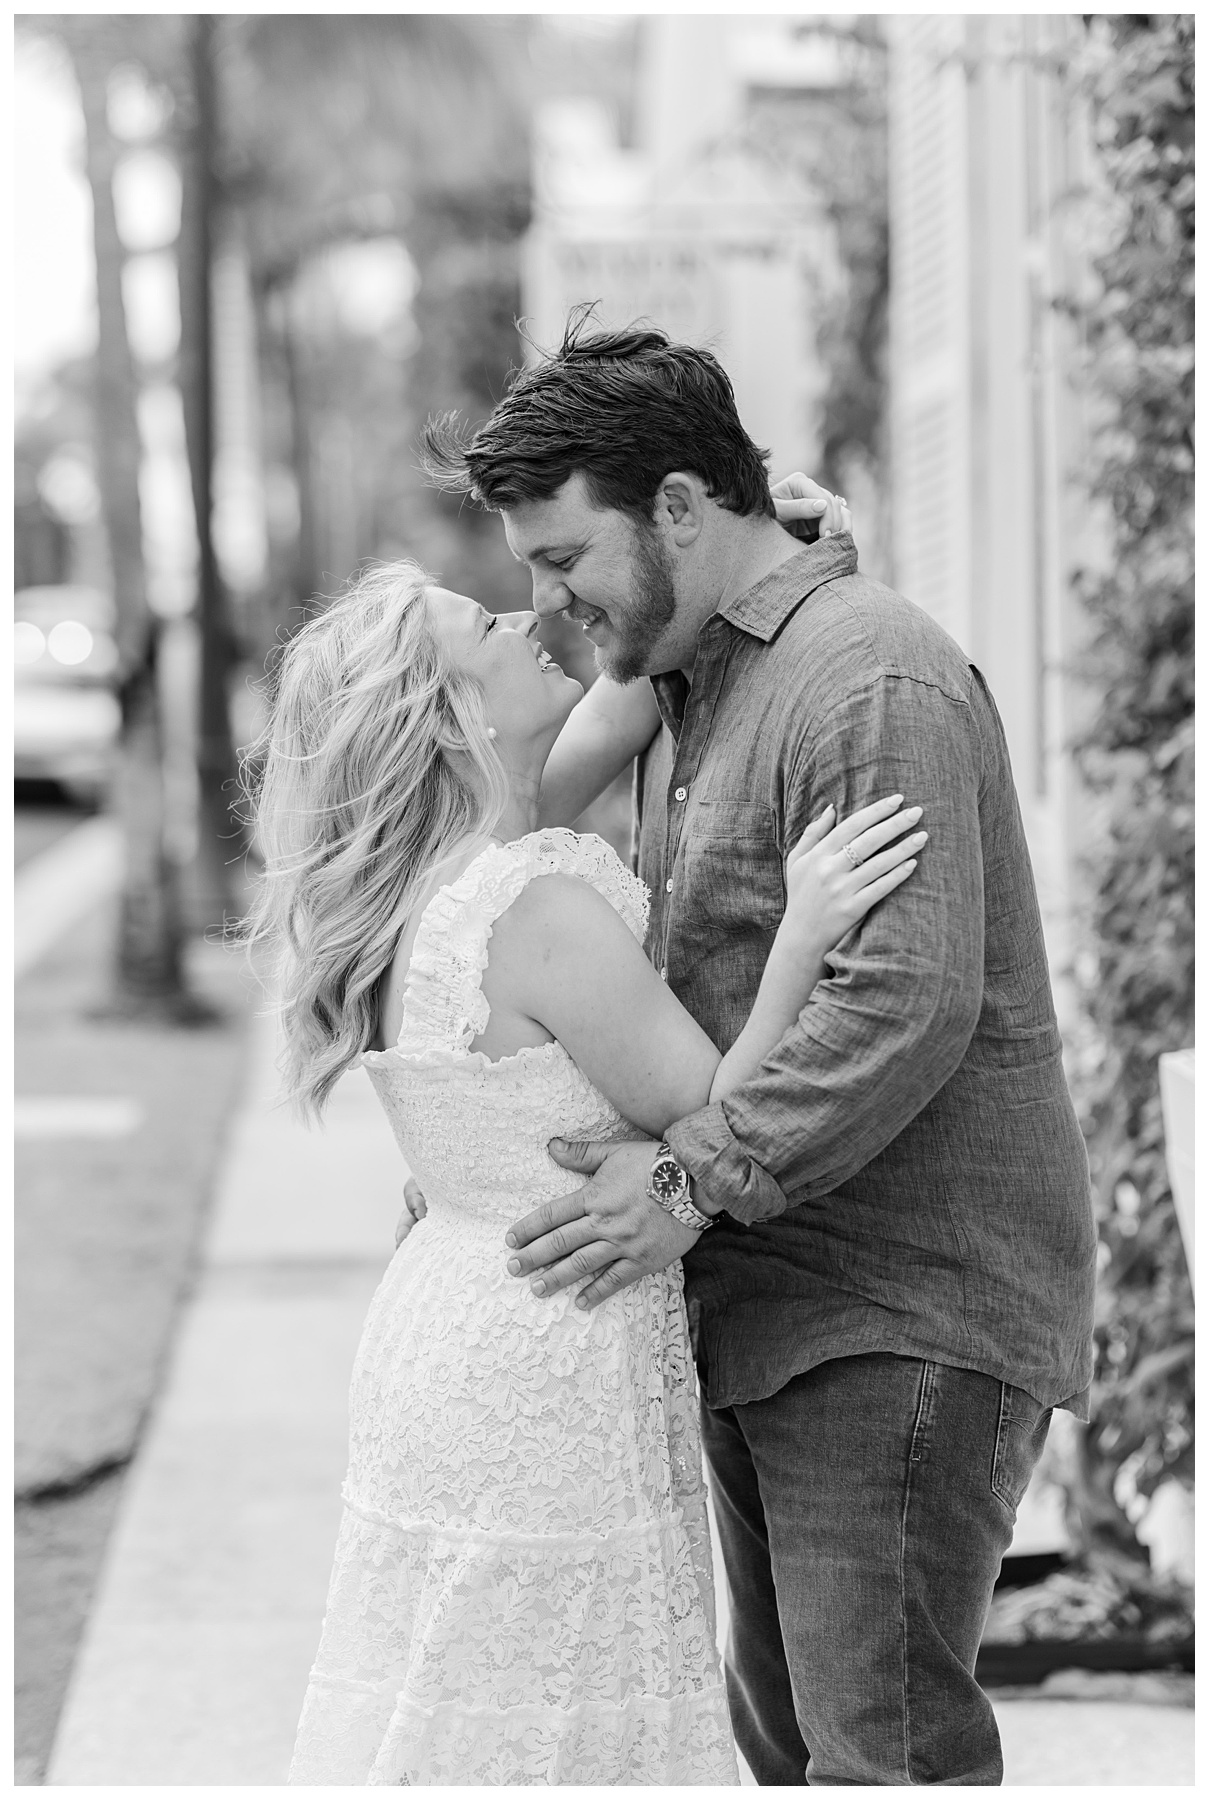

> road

[{"left": 14, "top": 796, "right": 91, "bottom": 869}]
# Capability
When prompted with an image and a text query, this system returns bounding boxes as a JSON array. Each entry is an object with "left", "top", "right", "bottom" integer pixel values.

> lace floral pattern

[{"left": 288, "top": 832, "right": 737, "bottom": 1786}]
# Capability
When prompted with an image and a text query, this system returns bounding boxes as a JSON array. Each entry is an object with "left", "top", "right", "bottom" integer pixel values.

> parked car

[{"left": 14, "top": 585, "right": 121, "bottom": 803}]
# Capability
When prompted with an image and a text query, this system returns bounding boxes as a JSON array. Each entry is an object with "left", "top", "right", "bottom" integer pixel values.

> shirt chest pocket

[{"left": 678, "top": 799, "right": 785, "bottom": 937}]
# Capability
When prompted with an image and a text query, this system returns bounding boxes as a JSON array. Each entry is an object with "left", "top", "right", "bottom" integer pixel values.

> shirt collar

[{"left": 715, "top": 533, "right": 858, "bottom": 643}]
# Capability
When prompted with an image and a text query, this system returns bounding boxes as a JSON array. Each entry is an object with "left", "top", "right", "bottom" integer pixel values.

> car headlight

[
  {"left": 14, "top": 621, "right": 46, "bottom": 666},
  {"left": 47, "top": 620, "right": 95, "bottom": 666}
]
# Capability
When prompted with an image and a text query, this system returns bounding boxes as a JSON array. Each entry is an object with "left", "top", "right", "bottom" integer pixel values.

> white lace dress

[{"left": 288, "top": 829, "right": 739, "bottom": 1786}]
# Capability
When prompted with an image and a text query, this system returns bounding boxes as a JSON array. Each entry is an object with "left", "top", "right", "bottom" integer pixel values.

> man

[{"left": 421, "top": 316, "right": 1097, "bottom": 1784}]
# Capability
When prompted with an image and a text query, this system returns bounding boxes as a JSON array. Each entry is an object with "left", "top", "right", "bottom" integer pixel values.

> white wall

[
  {"left": 523, "top": 17, "right": 832, "bottom": 483},
  {"left": 888, "top": 14, "right": 1091, "bottom": 1016}
]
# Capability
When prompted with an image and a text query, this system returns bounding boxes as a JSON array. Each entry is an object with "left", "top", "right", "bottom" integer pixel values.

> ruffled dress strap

[{"left": 398, "top": 828, "right": 650, "bottom": 1055}]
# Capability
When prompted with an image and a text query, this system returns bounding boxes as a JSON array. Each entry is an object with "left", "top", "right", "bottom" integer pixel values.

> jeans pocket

[{"left": 991, "top": 1383, "right": 1053, "bottom": 1517}]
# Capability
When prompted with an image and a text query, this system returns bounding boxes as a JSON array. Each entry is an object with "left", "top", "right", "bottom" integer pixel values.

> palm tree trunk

[
  {"left": 178, "top": 12, "right": 243, "bottom": 924},
  {"left": 279, "top": 309, "right": 321, "bottom": 620},
  {"left": 64, "top": 24, "right": 197, "bottom": 1014}
]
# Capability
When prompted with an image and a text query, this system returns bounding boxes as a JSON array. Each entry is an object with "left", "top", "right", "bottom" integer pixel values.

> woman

[{"left": 246, "top": 558, "right": 925, "bottom": 1785}]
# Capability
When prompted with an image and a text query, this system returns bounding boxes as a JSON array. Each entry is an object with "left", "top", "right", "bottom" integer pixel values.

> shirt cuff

[{"left": 666, "top": 1103, "right": 788, "bottom": 1224}]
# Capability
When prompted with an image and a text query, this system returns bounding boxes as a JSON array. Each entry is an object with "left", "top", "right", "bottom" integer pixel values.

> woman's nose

[{"left": 497, "top": 612, "right": 540, "bottom": 637}]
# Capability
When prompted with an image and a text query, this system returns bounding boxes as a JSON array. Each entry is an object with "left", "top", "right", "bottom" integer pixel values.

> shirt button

[
  {"left": 674, "top": 786, "right": 687, "bottom": 802},
  {"left": 665, "top": 877, "right": 674, "bottom": 893}
]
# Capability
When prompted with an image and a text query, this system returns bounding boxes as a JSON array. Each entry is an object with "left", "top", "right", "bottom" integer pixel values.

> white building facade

[
  {"left": 887, "top": 14, "right": 1093, "bottom": 1014},
  {"left": 528, "top": 14, "right": 1093, "bottom": 1017},
  {"left": 523, "top": 16, "right": 839, "bottom": 482}
]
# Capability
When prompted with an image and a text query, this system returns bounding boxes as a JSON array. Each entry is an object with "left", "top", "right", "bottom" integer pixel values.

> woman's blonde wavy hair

[{"left": 242, "top": 560, "right": 509, "bottom": 1120}]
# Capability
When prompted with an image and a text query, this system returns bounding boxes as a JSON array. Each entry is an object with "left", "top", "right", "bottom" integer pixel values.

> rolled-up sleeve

[{"left": 666, "top": 674, "right": 987, "bottom": 1223}]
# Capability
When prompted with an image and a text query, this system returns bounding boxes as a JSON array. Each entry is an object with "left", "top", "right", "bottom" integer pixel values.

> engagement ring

[{"left": 843, "top": 841, "right": 864, "bottom": 868}]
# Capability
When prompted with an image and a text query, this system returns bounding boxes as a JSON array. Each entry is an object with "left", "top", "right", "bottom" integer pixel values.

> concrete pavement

[
  {"left": 45, "top": 1008, "right": 1194, "bottom": 1785},
  {"left": 15, "top": 814, "right": 258, "bottom": 1782},
  {"left": 45, "top": 1008, "right": 404, "bottom": 1784}
]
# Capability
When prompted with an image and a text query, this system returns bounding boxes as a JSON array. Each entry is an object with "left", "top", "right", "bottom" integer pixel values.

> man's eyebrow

[{"left": 525, "top": 541, "right": 583, "bottom": 564}]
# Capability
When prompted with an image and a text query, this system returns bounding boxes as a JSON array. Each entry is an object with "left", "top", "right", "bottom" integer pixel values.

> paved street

[{"left": 14, "top": 799, "right": 91, "bottom": 870}]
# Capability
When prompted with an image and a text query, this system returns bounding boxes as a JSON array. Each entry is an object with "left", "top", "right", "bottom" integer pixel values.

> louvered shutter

[{"left": 887, "top": 16, "right": 973, "bottom": 651}]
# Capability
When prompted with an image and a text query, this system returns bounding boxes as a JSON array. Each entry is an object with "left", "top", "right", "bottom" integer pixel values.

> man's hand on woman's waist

[{"left": 503, "top": 1136, "right": 705, "bottom": 1310}]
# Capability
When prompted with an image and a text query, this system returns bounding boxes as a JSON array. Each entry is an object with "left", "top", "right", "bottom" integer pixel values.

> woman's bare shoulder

[{"left": 374, "top": 843, "right": 495, "bottom": 1050}]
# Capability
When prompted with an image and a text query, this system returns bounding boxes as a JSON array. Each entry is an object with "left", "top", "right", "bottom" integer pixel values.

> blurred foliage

[
  {"left": 749, "top": 17, "right": 889, "bottom": 569},
  {"left": 788, "top": 18, "right": 889, "bottom": 490},
  {"left": 755, "top": 17, "right": 888, "bottom": 493},
  {"left": 16, "top": 17, "right": 637, "bottom": 652},
  {"left": 31, "top": 13, "right": 208, "bottom": 1005},
  {"left": 982, "top": 1560, "right": 1192, "bottom": 1647},
  {"left": 1062, "top": 15, "right": 1194, "bottom": 1590},
  {"left": 208, "top": 14, "right": 638, "bottom": 674},
  {"left": 211, "top": 14, "right": 535, "bottom": 652},
  {"left": 14, "top": 19, "right": 182, "bottom": 604},
  {"left": 16, "top": 14, "right": 640, "bottom": 882}
]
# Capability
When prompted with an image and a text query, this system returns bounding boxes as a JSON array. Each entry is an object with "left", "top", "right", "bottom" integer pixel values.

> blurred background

[{"left": 14, "top": 11, "right": 1193, "bottom": 1786}]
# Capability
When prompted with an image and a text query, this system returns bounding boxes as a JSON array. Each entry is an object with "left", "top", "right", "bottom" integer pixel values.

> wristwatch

[{"left": 646, "top": 1143, "right": 715, "bottom": 1232}]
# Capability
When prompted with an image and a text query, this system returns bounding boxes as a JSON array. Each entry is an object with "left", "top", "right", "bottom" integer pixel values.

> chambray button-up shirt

[{"left": 637, "top": 537, "right": 1097, "bottom": 1416}]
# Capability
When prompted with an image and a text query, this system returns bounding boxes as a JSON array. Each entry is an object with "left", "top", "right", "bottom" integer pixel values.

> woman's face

[{"left": 425, "top": 587, "right": 583, "bottom": 750}]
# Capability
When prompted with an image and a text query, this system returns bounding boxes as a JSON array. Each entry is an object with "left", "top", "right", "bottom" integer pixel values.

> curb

[{"left": 15, "top": 817, "right": 124, "bottom": 978}]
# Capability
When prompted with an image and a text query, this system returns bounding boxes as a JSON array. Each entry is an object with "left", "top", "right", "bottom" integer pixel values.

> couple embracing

[{"left": 248, "top": 317, "right": 1095, "bottom": 1786}]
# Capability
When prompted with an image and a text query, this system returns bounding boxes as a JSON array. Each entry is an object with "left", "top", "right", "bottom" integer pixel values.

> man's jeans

[{"left": 700, "top": 1353, "right": 1052, "bottom": 1785}]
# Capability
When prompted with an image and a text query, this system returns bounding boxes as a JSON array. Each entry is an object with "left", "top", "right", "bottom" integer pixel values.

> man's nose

[
  {"left": 530, "top": 569, "right": 573, "bottom": 620},
  {"left": 496, "top": 611, "right": 540, "bottom": 637}
]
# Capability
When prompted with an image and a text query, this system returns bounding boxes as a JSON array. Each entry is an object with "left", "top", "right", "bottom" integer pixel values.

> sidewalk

[
  {"left": 15, "top": 816, "right": 257, "bottom": 1783},
  {"left": 46, "top": 1012, "right": 1194, "bottom": 1786},
  {"left": 45, "top": 1009, "right": 404, "bottom": 1784}
]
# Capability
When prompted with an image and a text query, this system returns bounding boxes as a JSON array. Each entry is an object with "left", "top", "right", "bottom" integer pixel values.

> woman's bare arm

[
  {"left": 535, "top": 476, "right": 850, "bottom": 831},
  {"left": 394, "top": 798, "right": 923, "bottom": 1245},
  {"left": 488, "top": 798, "right": 926, "bottom": 1137},
  {"left": 709, "top": 798, "right": 925, "bottom": 1100},
  {"left": 537, "top": 676, "right": 661, "bottom": 829}
]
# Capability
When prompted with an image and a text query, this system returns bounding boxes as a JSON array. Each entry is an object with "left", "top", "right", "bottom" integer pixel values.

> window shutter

[{"left": 888, "top": 16, "right": 972, "bottom": 651}]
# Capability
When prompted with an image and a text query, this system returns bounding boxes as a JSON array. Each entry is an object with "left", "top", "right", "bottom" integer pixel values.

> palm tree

[
  {"left": 219, "top": 13, "right": 533, "bottom": 638},
  {"left": 176, "top": 13, "right": 244, "bottom": 923},
  {"left": 55, "top": 17, "right": 202, "bottom": 1017}
]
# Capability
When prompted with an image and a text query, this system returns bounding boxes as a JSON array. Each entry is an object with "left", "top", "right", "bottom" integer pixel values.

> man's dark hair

[{"left": 422, "top": 304, "right": 776, "bottom": 523}]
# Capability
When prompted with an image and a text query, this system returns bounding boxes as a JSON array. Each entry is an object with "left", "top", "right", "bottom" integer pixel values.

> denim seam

[
  {"left": 991, "top": 1381, "right": 1014, "bottom": 1512},
  {"left": 899, "top": 1359, "right": 938, "bottom": 1785}
]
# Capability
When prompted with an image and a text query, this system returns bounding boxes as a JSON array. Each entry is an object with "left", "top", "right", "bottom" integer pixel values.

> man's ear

[{"left": 653, "top": 472, "right": 707, "bottom": 547}]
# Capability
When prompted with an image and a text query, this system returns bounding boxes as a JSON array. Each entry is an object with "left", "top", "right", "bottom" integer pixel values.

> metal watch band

[{"left": 647, "top": 1144, "right": 715, "bottom": 1232}]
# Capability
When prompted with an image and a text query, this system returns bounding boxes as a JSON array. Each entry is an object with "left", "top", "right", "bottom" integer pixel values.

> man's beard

[{"left": 597, "top": 520, "right": 678, "bottom": 685}]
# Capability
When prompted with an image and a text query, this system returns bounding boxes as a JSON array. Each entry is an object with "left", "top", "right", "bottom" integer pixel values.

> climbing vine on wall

[{"left": 1064, "top": 13, "right": 1194, "bottom": 1588}]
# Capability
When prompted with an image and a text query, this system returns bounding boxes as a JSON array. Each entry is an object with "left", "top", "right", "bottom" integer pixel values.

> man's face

[{"left": 501, "top": 473, "right": 678, "bottom": 684}]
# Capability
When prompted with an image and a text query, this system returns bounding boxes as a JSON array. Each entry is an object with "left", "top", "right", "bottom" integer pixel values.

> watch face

[{"left": 652, "top": 1157, "right": 687, "bottom": 1201}]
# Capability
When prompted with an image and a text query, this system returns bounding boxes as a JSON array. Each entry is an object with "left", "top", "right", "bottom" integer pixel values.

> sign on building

[{"left": 523, "top": 90, "right": 828, "bottom": 482}]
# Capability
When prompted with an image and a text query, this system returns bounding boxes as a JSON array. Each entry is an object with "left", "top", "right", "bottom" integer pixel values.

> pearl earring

[{"left": 487, "top": 727, "right": 498, "bottom": 740}]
